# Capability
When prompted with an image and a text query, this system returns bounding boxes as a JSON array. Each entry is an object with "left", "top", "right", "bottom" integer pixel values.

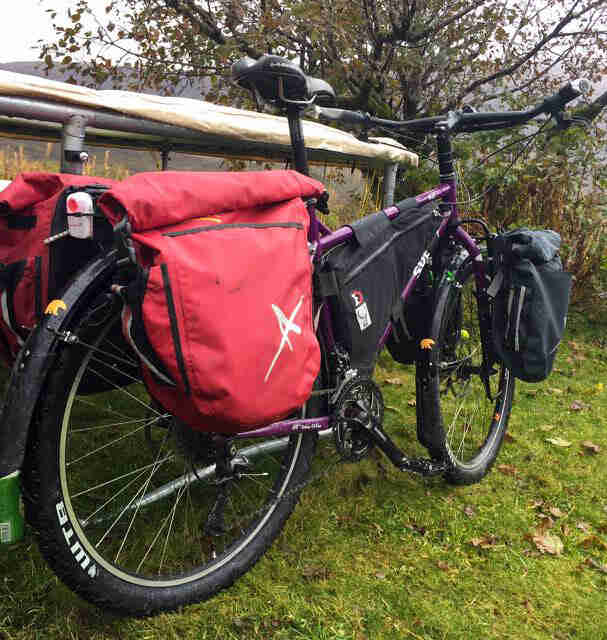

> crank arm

[{"left": 365, "top": 421, "right": 448, "bottom": 477}]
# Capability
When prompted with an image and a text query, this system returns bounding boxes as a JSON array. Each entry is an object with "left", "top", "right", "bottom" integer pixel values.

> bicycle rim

[
  {"left": 430, "top": 263, "right": 514, "bottom": 479},
  {"left": 55, "top": 308, "right": 308, "bottom": 587}
]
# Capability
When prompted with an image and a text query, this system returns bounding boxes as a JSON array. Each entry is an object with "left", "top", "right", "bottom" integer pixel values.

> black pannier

[
  {"left": 489, "top": 228, "right": 572, "bottom": 382},
  {"left": 320, "top": 202, "right": 441, "bottom": 373}
]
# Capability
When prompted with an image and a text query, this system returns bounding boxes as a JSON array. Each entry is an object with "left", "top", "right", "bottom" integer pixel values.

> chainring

[{"left": 331, "top": 377, "right": 384, "bottom": 461}]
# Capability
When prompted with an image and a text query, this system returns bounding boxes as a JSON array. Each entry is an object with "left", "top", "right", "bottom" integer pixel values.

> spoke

[
  {"left": 82, "top": 462, "right": 164, "bottom": 526},
  {"left": 75, "top": 396, "right": 139, "bottom": 422},
  {"left": 74, "top": 337, "right": 140, "bottom": 370},
  {"left": 71, "top": 416, "right": 152, "bottom": 433},
  {"left": 159, "top": 470, "right": 189, "bottom": 574},
  {"left": 89, "top": 354, "right": 143, "bottom": 386},
  {"left": 102, "top": 336, "right": 139, "bottom": 366},
  {"left": 113, "top": 431, "right": 172, "bottom": 562},
  {"left": 85, "top": 365, "right": 162, "bottom": 416},
  {"left": 67, "top": 417, "right": 162, "bottom": 466},
  {"left": 446, "top": 379, "right": 471, "bottom": 442},
  {"left": 95, "top": 431, "right": 170, "bottom": 555},
  {"left": 73, "top": 454, "right": 175, "bottom": 499}
]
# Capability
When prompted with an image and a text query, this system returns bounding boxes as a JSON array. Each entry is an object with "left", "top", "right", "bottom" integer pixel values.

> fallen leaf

[
  {"left": 407, "top": 399, "right": 416, "bottom": 407},
  {"left": 536, "top": 515, "right": 554, "bottom": 534},
  {"left": 497, "top": 463, "right": 518, "bottom": 476},
  {"left": 383, "top": 377, "right": 404, "bottom": 386},
  {"left": 375, "top": 572, "right": 386, "bottom": 579},
  {"left": 539, "top": 424, "right": 556, "bottom": 432},
  {"left": 463, "top": 505, "right": 476, "bottom": 518},
  {"left": 578, "top": 535, "right": 607, "bottom": 550},
  {"left": 546, "top": 437, "right": 572, "bottom": 448},
  {"left": 581, "top": 441, "right": 600, "bottom": 454},
  {"left": 549, "top": 507, "right": 566, "bottom": 518},
  {"left": 302, "top": 565, "right": 331, "bottom": 581},
  {"left": 585, "top": 558, "right": 607, "bottom": 574},
  {"left": 437, "top": 561, "right": 450, "bottom": 572},
  {"left": 533, "top": 532, "right": 564, "bottom": 555},
  {"left": 570, "top": 401, "right": 588, "bottom": 412},
  {"left": 470, "top": 535, "right": 497, "bottom": 549},
  {"left": 577, "top": 521, "right": 591, "bottom": 533},
  {"left": 531, "top": 500, "right": 544, "bottom": 509}
]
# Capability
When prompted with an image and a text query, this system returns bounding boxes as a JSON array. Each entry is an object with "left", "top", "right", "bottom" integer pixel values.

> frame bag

[
  {"left": 489, "top": 228, "right": 572, "bottom": 382},
  {"left": 320, "top": 202, "right": 441, "bottom": 373},
  {"left": 0, "top": 173, "right": 116, "bottom": 363},
  {"left": 98, "top": 170, "right": 325, "bottom": 434}
]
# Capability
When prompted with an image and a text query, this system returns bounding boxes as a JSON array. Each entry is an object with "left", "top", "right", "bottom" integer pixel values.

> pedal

[{"left": 398, "top": 457, "right": 448, "bottom": 476}]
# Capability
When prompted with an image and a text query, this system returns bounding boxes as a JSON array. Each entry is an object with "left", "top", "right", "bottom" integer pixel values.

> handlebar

[{"left": 312, "top": 79, "right": 591, "bottom": 135}]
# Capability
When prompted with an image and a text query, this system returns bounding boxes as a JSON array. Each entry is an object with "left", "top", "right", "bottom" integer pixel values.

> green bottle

[{"left": 0, "top": 471, "right": 24, "bottom": 544}]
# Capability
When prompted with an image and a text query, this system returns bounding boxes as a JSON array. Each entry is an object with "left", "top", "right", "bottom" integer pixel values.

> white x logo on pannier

[{"left": 264, "top": 296, "right": 304, "bottom": 382}]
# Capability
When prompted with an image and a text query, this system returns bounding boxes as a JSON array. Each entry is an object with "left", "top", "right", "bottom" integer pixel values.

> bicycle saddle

[{"left": 232, "top": 55, "right": 335, "bottom": 106}]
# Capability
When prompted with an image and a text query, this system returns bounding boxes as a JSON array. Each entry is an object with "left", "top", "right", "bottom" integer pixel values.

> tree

[{"left": 40, "top": 0, "right": 607, "bottom": 120}]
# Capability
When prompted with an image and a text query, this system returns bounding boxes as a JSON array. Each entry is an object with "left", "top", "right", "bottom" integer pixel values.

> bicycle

[{"left": 6, "top": 54, "right": 588, "bottom": 615}]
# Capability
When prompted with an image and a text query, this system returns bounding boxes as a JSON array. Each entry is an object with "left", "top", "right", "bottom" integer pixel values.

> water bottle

[{"left": 0, "top": 471, "right": 24, "bottom": 544}]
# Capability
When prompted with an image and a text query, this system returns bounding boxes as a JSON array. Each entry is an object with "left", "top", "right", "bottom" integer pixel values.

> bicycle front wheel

[
  {"left": 23, "top": 293, "right": 317, "bottom": 616},
  {"left": 420, "top": 260, "right": 514, "bottom": 485}
]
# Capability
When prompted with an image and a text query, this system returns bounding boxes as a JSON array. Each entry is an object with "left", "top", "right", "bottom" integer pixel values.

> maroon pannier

[
  {"left": 98, "top": 170, "right": 325, "bottom": 434},
  {"left": 0, "top": 173, "right": 117, "bottom": 363}
]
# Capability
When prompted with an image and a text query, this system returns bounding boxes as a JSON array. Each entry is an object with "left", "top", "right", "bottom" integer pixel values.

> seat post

[{"left": 286, "top": 105, "right": 310, "bottom": 176}]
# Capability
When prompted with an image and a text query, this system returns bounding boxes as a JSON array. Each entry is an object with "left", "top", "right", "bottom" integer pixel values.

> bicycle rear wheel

[
  {"left": 23, "top": 291, "right": 317, "bottom": 616},
  {"left": 419, "top": 259, "right": 514, "bottom": 485}
]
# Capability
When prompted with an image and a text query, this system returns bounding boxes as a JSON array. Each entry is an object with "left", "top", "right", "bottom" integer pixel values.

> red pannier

[
  {"left": 98, "top": 170, "right": 325, "bottom": 434},
  {"left": 0, "top": 173, "right": 117, "bottom": 363}
]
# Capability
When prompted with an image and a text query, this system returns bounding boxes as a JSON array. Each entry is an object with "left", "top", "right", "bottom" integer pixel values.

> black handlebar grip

[
  {"left": 558, "top": 79, "right": 591, "bottom": 102},
  {"left": 314, "top": 106, "right": 370, "bottom": 126}
]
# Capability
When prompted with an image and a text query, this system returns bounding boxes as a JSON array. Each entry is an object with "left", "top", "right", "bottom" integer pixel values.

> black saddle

[{"left": 232, "top": 55, "right": 335, "bottom": 107}]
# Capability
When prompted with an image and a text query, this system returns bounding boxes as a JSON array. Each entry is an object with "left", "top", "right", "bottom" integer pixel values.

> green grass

[{"left": 0, "top": 309, "right": 606, "bottom": 640}]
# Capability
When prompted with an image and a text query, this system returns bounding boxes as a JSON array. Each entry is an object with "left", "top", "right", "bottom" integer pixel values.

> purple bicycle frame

[{"left": 233, "top": 178, "right": 483, "bottom": 441}]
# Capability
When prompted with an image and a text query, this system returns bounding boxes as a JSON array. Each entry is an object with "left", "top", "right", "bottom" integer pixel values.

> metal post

[
  {"left": 60, "top": 114, "right": 88, "bottom": 174},
  {"left": 161, "top": 149, "right": 170, "bottom": 171},
  {"left": 381, "top": 162, "right": 398, "bottom": 207}
]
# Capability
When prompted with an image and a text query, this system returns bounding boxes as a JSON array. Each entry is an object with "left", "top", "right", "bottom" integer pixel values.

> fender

[{"left": 0, "top": 251, "right": 119, "bottom": 478}]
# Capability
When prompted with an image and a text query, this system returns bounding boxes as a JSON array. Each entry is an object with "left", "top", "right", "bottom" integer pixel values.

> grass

[
  {"left": 0, "top": 145, "right": 604, "bottom": 638},
  {"left": 0, "top": 308, "right": 605, "bottom": 640}
]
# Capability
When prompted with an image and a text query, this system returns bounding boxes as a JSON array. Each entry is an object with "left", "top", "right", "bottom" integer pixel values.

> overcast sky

[{"left": 1, "top": 0, "right": 110, "bottom": 64}]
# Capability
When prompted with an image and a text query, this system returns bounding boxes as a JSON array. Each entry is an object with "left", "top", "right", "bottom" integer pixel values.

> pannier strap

[
  {"left": 316, "top": 270, "right": 339, "bottom": 298},
  {"left": 389, "top": 300, "right": 411, "bottom": 343},
  {"left": 5, "top": 214, "right": 36, "bottom": 230},
  {"left": 161, "top": 264, "right": 191, "bottom": 396}
]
